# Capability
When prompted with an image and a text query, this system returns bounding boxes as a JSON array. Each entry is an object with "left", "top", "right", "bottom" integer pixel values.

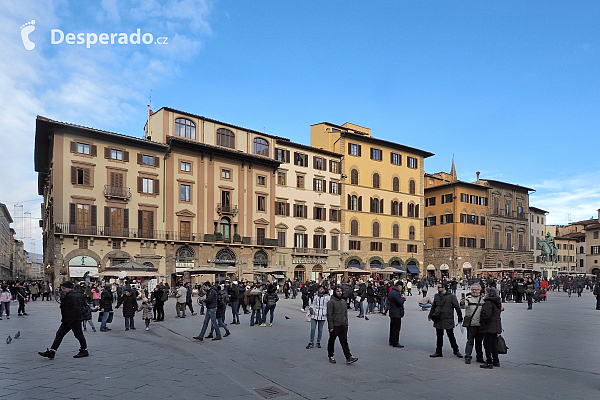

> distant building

[{"left": 0, "top": 203, "right": 14, "bottom": 279}]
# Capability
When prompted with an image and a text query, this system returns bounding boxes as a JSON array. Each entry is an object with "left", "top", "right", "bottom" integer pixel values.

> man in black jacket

[
  {"left": 39, "top": 281, "right": 88, "bottom": 359},
  {"left": 428, "top": 282, "right": 463, "bottom": 358},
  {"left": 193, "top": 282, "right": 221, "bottom": 341},
  {"left": 593, "top": 277, "right": 600, "bottom": 310},
  {"left": 99, "top": 283, "right": 114, "bottom": 331},
  {"left": 326, "top": 286, "right": 358, "bottom": 365},
  {"left": 388, "top": 281, "right": 406, "bottom": 348}
]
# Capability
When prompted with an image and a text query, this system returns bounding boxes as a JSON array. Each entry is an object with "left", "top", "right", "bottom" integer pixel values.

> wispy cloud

[
  {"left": 0, "top": 0, "right": 213, "bottom": 251},
  {"left": 527, "top": 172, "right": 600, "bottom": 224}
]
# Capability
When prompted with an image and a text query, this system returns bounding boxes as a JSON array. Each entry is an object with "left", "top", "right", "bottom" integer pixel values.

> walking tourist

[
  {"left": 326, "top": 286, "right": 358, "bottom": 365},
  {"left": 307, "top": 285, "right": 329, "bottom": 349}
]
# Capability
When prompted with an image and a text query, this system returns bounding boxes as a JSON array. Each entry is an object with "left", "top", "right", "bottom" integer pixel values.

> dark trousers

[
  {"left": 51, "top": 321, "right": 87, "bottom": 351},
  {"left": 526, "top": 293, "right": 533, "bottom": 309},
  {"left": 389, "top": 318, "right": 402, "bottom": 345},
  {"left": 185, "top": 300, "right": 195, "bottom": 313},
  {"left": 155, "top": 302, "right": 164, "bottom": 321},
  {"left": 17, "top": 299, "right": 25, "bottom": 314},
  {"left": 464, "top": 326, "right": 484, "bottom": 359},
  {"left": 595, "top": 295, "right": 600, "bottom": 309},
  {"left": 436, "top": 328, "right": 459, "bottom": 353},
  {"left": 483, "top": 333, "right": 499, "bottom": 364},
  {"left": 327, "top": 325, "right": 352, "bottom": 359}
]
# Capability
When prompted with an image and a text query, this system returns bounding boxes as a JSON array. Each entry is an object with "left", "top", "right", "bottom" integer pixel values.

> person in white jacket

[
  {"left": 175, "top": 284, "right": 187, "bottom": 318},
  {"left": 306, "top": 285, "right": 330, "bottom": 349}
]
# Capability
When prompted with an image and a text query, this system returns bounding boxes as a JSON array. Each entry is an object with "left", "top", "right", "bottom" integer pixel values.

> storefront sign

[
  {"left": 292, "top": 259, "right": 327, "bottom": 265},
  {"left": 207, "top": 259, "right": 248, "bottom": 264}
]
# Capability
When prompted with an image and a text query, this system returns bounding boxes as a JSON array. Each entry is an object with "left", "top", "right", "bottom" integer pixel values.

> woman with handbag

[{"left": 479, "top": 287, "right": 503, "bottom": 369}]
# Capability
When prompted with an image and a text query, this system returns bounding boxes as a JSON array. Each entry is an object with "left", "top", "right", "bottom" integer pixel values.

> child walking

[
  {"left": 139, "top": 298, "right": 153, "bottom": 331},
  {"left": 82, "top": 302, "right": 97, "bottom": 332}
]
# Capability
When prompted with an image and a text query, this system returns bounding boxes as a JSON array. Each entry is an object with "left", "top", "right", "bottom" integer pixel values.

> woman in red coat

[{"left": 539, "top": 278, "right": 549, "bottom": 301}]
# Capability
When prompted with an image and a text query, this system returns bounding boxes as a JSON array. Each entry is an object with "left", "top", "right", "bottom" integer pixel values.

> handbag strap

[{"left": 467, "top": 296, "right": 482, "bottom": 325}]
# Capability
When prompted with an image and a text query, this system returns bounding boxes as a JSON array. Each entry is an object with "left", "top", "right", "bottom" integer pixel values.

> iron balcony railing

[
  {"left": 103, "top": 185, "right": 131, "bottom": 200},
  {"left": 292, "top": 247, "right": 329, "bottom": 256},
  {"left": 53, "top": 223, "right": 277, "bottom": 246}
]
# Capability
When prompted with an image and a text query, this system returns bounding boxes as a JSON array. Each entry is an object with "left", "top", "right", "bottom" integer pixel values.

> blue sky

[{"left": 1, "top": 0, "right": 599, "bottom": 252}]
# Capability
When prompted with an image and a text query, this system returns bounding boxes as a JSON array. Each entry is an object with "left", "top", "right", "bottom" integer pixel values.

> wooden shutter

[
  {"left": 137, "top": 153, "right": 143, "bottom": 164},
  {"left": 313, "top": 157, "right": 317, "bottom": 169},
  {"left": 313, "top": 235, "right": 318, "bottom": 248},
  {"left": 154, "top": 179, "right": 159, "bottom": 195},
  {"left": 69, "top": 203, "right": 76, "bottom": 225},
  {"left": 138, "top": 210, "right": 143, "bottom": 230},
  {"left": 91, "top": 145, "right": 97, "bottom": 156},
  {"left": 154, "top": 156, "right": 160, "bottom": 167},
  {"left": 399, "top": 202, "right": 403, "bottom": 216},
  {"left": 149, "top": 211, "right": 154, "bottom": 232},
  {"left": 347, "top": 194, "right": 351, "bottom": 210},
  {"left": 357, "top": 145, "right": 362, "bottom": 157},
  {"left": 358, "top": 196, "right": 362, "bottom": 211},
  {"left": 123, "top": 209, "right": 129, "bottom": 230},
  {"left": 91, "top": 205, "right": 97, "bottom": 228},
  {"left": 285, "top": 203, "right": 290, "bottom": 216},
  {"left": 70, "top": 141, "right": 77, "bottom": 153},
  {"left": 104, "top": 147, "right": 111, "bottom": 159},
  {"left": 104, "top": 206, "right": 111, "bottom": 228},
  {"left": 123, "top": 151, "right": 129, "bottom": 162},
  {"left": 380, "top": 199, "right": 384, "bottom": 214},
  {"left": 285, "top": 150, "right": 290, "bottom": 163},
  {"left": 71, "top": 166, "right": 77, "bottom": 184},
  {"left": 303, "top": 205, "right": 307, "bottom": 218},
  {"left": 370, "top": 148, "right": 374, "bottom": 159},
  {"left": 313, "top": 207, "right": 317, "bottom": 219},
  {"left": 304, "top": 234, "right": 308, "bottom": 246},
  {"left": 322, "top": 158, "right": 327, "bottom": 170},
  {"left": 313, "top": 178, "right": 316, "bottom": 191},
  {"left": 322, "top": 180, "right": 326, "bottom": 192},
  {"left": 137, "top": 177, "right": 143, "bottom": 193},
  {"left": 83, "top": 168, "right": 90, "bottom": 186}
]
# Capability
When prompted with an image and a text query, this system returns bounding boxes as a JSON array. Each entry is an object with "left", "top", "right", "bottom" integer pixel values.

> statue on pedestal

[{"left": 537, "top": 232, "right": 558, "bottom": 264}]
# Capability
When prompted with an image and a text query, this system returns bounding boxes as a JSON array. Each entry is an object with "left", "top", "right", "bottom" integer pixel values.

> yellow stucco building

[{"left": 310, "top": 122, "right": 433, "bottom": 276}]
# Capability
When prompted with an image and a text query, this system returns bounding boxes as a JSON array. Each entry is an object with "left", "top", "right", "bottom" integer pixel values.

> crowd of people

[{"left": 22, "top": 272, "right": 600, "bottom": 366}]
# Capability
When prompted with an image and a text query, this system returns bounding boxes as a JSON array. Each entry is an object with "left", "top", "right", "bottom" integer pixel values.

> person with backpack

[
  {"left": 207, "top": 283, "right": 231, "bottom": 338},
  {"left": 39, "top": 281, "right": 89, "bottom": 359},
  {"left": 260, "top": 284, "right": 279, "bottom": 327}
]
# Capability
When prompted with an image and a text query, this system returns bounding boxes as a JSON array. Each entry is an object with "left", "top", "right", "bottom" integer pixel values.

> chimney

[
  {"left": 597, "top": 208, "right": 600, "bottom": 221},
  {"left": 476, "top": 171, "right": 480, "bottom": 181}
]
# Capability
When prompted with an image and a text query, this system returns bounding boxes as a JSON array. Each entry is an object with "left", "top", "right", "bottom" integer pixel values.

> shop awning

[{"left": 406, "top": 266, "right": 421, "bottom": 274}]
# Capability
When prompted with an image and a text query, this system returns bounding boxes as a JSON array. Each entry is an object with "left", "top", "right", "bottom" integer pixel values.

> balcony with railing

[
  {"left": 53, "top": 223, "right": 278, "bottom": 246},
  {"left": 216, "top": 203, "right": 238, "bottom": 216},
  {"left": 103, "top": 185, "right": 131, "bottom": 201},
  {"left": 292, "top": 247, "right": 329, "bottom": 256},
  {"left": 490, "top": 210, "right": 528, "bottom": 221}
]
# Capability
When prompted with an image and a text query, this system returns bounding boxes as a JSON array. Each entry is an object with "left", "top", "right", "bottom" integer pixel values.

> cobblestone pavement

[{"left": 1, "top": 289, "right": 598, "bottom": 399}]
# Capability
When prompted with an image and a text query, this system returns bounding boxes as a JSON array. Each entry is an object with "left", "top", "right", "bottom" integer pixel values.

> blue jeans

[
  {"left": 379, "top": 298, "right": 387, "bottom": 313},
  {"left": 124, "top": 316, "right": 134, "bottom": 329},
  {"left": 262, "top": 305, "right": 276, "bottom": 324},
  {"left": 367, "top": 302, "right": 375, "bottom": 314},
  {"left": 357, "top": 301, "right": 364, "bottom": 316},
  {"left": 199, "top": 308, "right": 220, "bottom": 338},
  {"left": 230, "top": 301, "right": 239, "bottom": 323},
  {"left": 100, "top": 311, "right": 111, "bottom": 329},
  {"left": 310, "top": 319, "right": 325, "bottom": 345},
  {"left": 251, "top": 309, "right": 262, "bottom": 325},
  {"left": 1, "top": 301, "right": 10, "bottom": 317},
  {"left": 210, "top": 313, "right": 229, "bottom": 335}
]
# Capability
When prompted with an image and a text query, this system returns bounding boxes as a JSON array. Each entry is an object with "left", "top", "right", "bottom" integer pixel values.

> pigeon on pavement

[
  {"left": 6, "top": 336, "right": 12, "bottom": 344},
  {"left": 284, "top": 316, "right": 290, "bottom": 319},
  {"left": 14, "top": 331, "right": 20, "bottom": 339}
]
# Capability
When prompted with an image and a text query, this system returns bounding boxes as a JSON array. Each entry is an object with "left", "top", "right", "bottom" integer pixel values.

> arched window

[
  {"left": 372, "top": 173, "right": 380, "bottom": 189},
  {"left": 409, "top": 226, "right": 415, "bottom": 240},
  {"left": 372, "top": 221, "right": 380, "bottom": 237},
  {"left": 408, "top": 203, "right": 415, "bottom": 217},
  {"left": 253, "top": 137, "right": 269, "bottom": 156},
  {"left": 370, "top": 197, "right": 380, "bottom": 213},
  {"left": 176, "top": 246, "right": 194, "bottom": 262},
  {"left": 409, "top": 179, "right": 416, "bottom": 195},
  {"left": 393, "top": 177, "right": 400, "bottom": 192},
  {"left": 175, "top": 118, "right": 196, "bottom": 139},
  {"left": 350, "top": 169, "right": 359, "bottom": 185},
  {"left": 350, "top": 220, "right": 359, "bottom": 236},
  {"left": 217, "top": 128, "right": 235, "bottom": 148},
  {"left": 398, "top": 202, "right": 403, "bottom": 216},
  {"left": 220, "top": 217, "right": 231, "bottom": 240},
  {"left": 392, "top": 224, "right": 399, "bottom": 239},
  {"left": 349, "top": 195, "right": 358, "bottom": 211},
  {"left": 391, "top": 201, "right": 399, "bottom": 216}
]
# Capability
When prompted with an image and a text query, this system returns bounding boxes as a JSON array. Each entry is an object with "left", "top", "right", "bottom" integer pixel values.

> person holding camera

[
  {"left": 460, "top": 283, "right": 484, "bottom": 364},
  {"left": 428, "top": 282, "right": 463, "bottom": 358}
]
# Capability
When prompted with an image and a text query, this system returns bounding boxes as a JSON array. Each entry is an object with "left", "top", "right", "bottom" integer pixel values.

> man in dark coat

[
  {"left": 99, "top": 283, "right": 114, "bottom": 331},
  {"left": 39, "top": 281, "right": 88, "bottom": 359},
  {"left": 428, "top": 282, "right": 463, "bottom": 358},
  {"left": 193, "top": 282, "right": 221, "bottom": 341},
  {"left": 593, "top": 277, "right": 600, "bottom": 310},
  {"left": 479, "top": 287, "right": 503, "bottom": 368},
  {"left": 387, "top": 281, "right": 406, "bottom": 348},
  {"left": 326, "top": 286, "right": 358, "bottom": 365}
]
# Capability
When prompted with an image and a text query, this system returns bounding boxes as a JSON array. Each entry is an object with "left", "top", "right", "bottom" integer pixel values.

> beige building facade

[
  {"left": 273, "top": 140, "right": 342, "bottom": 282},
  {"left": 310, "top": 122, "right": 433, "bottom": 276}
]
